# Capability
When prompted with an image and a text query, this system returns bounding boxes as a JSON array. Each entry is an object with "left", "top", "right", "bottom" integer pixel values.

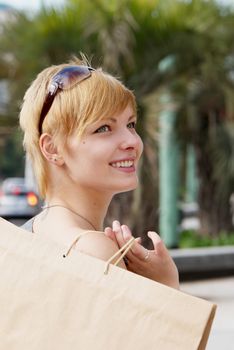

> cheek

[{"left": 78, "top": 145, "right": 107, "bottom": 169}]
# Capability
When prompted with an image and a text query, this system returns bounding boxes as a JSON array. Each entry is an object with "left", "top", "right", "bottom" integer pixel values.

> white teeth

[{"left": 111, "top": 160, "right": 134, "bottom": 168}]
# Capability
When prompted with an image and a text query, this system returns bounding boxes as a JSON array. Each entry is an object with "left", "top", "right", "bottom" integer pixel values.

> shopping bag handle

[
  {"left": 104, "top": 236, "right": 136, "bottom": 274},
  {"left": 63, "top": 230, "right": 136, "bottom": 275}
]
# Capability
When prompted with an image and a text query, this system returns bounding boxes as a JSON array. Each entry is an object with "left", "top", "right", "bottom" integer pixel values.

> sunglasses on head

[{"left": 38, "top": 65, "right": 95, "bottom": 135}]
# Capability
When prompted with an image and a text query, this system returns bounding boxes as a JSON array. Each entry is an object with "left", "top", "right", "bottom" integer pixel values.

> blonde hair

[{"left": 19, "top": 57, "right": 136, "bottom": 198}]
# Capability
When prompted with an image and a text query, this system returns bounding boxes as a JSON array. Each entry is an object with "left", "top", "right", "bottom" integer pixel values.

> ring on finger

[{"left": 144, "top": 250, "right": 150, "bottom": 261}]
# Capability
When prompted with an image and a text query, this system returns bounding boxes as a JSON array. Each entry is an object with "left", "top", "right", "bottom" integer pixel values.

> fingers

[
  {"left": 111, "top": 222, "right": 137, "bottom": 262},
  {"left": 112, "top": 220, "right": 126, "bottom": 247},
  {"left": 147, "top": 231, "right": 168, "bottom": 257},
  {"left": 121, "top": 224, "right": 132, "bottom": 241},
  {"left": 107, "top": 225, "right": 179, "bottom": 288},
  {"left": 147, "top": 231, "right": 161, "bottom": 245},
  {"left": 111, "top": 221, "right": 150, "bottom": 263},
  {"left": 120, "top": 225, "right": 142, "bottom": 244},
  {"left": 121, "top": 225, "right": 149, "bottom": 262},
  {"left": 104, "top": 227, "right": 118, "bottom": 245}
]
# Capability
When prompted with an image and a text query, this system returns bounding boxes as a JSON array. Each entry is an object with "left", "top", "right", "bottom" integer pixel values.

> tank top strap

[{"left": 63, "top": 230, "right": 98, "bottom": 258}]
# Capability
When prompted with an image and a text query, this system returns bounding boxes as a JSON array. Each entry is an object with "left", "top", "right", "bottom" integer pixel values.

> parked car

[{"left": 0, "top": 177, "right": 41, "bottom": 219}]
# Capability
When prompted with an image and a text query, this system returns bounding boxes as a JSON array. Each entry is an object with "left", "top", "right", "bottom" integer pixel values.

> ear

[{"left": 39, "top": 133, "right": 64, "bottom": 166}]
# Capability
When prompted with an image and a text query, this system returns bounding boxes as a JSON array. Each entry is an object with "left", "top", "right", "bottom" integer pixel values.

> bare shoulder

[{"left": 72, "top": 230, "right": 126, "bottom": 269}]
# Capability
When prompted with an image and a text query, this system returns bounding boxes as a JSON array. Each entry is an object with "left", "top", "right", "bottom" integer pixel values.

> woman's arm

[{"left": 105, "top": 221, "right": 179, "bottom": 289}]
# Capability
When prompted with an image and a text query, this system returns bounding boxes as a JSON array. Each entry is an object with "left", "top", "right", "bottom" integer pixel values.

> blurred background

[{"left": 0, "top": 0, "right": 233, "bottom": 249}]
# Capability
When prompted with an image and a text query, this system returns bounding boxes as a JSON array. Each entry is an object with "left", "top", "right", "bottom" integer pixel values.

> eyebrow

[{"left": 109, "top": 115, "right": 136, "bottom": 123}]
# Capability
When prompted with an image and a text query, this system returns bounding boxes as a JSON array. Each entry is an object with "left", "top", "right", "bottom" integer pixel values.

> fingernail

[
  {"left": 121, "top": 225, "right": 131, "bottom": 240},
  {"left": 113, "top": 220, "right": 120, "bottom": 230},
  {"left": 147, "top": 231, "right": 155, "bottom": 236}
]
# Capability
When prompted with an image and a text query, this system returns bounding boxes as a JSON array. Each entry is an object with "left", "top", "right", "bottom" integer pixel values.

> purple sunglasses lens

[{"left": 38, "top": 65, "right": 95, "bottom": 135}]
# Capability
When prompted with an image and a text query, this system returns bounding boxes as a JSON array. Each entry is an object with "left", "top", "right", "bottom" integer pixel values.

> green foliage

[{"left": 179, "top": 230, "right": 234, "bottom": 248}]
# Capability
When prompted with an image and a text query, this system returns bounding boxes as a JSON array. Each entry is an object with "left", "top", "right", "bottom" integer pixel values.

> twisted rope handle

[
  {"left": 62, "top": 231, "right": 136, "bottom": 275},
  {"left": 104, "top": 237, "right": 136, "bottom": 274}
]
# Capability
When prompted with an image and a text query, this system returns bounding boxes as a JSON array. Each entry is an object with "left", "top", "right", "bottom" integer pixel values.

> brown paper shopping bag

[{"left": 0, "top": 218, "right": 216, "bottom": 350}]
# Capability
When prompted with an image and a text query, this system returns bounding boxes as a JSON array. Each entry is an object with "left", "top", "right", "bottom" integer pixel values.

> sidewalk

[{"left": 181, "top": 277, "right": 234, "bottom": 350}]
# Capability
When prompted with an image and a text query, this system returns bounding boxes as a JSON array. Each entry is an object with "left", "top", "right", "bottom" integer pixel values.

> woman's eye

[
  {"left": 127, "top": 121, "right": 136, "bottom": 129},
  {"left": 95, "top": 125, "right": 110, "bottom": 133}
]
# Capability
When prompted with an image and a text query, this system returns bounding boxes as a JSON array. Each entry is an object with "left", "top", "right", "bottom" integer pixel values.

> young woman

[{"left": 20, "top": 58, "right": 179, "bottom": 289}]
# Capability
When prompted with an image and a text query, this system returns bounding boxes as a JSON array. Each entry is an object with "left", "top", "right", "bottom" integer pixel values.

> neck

[
  {"left": 46, "top": 188, "right": 113, "bottom": 232},
  {"left": 42, "top": 204, "right": 98, "bottom": 231}
]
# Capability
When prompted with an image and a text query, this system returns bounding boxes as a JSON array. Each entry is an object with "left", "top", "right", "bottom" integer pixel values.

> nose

[{"left": 118, "top": 128, "right": 143, "bottom": 152}]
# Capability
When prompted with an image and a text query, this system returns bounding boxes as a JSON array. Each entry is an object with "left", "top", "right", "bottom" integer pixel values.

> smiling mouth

[{"left": 110, "top": 160, "right": 134, "bottom": 168}]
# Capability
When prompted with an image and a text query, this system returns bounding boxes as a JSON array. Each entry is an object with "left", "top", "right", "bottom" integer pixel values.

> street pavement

[{"left": 181, "top": 277, "right": 234, "bottom": 350}]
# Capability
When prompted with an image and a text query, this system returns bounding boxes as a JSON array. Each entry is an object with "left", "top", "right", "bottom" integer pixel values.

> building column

[
  {"left": 159, "top": 93, "right": 179, "bottom": 248},
  {"left": 185, "top": 144, "right": 198, "bottom": 203}
]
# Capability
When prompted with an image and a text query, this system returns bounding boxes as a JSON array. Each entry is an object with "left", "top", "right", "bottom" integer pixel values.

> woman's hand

[{"left": 104, "top": 221, "right": 179, "bottom": 290}]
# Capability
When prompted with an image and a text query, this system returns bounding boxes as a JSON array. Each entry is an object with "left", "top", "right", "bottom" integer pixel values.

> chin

[{"left": 115, "top": 180, "right": 139, "bottom": 194}]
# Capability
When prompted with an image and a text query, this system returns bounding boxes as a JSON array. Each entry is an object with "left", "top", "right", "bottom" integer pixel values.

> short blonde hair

[{"left": 19, "top": 57, "right": 136, "bottom": 198}]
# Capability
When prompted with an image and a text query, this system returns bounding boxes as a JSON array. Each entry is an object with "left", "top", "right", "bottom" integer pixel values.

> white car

[{"left": 0, "top": 177, "right": 41, "bottom": 219}]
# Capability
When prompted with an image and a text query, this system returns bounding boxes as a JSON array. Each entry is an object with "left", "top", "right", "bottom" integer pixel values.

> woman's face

[{"left": 62, "top": 104, "right": 143, "bottom": 195}]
